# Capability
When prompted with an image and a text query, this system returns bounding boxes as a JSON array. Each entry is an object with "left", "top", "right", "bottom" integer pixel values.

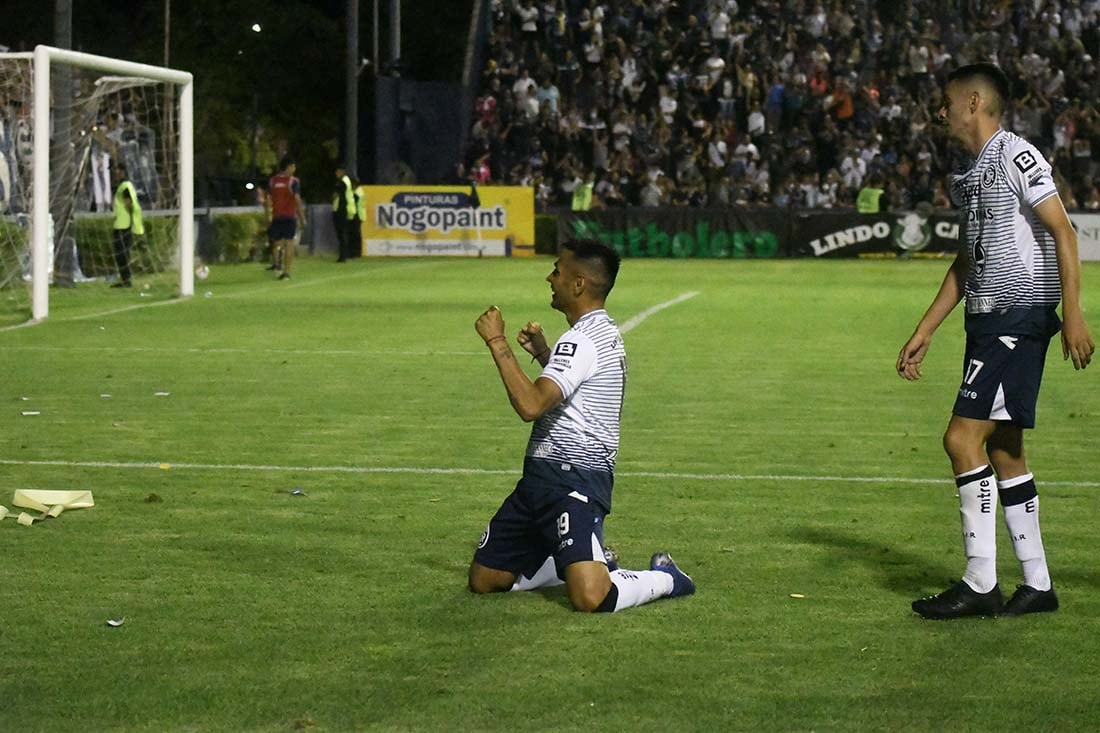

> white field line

[
  {"left": 1, "top": 345, "right": 488, "bottom": 357},
  {"left": 1, "top": 288, "right": 700, "bottom": 352},
  {"left": 620, "top": 291, "right": 699, "bottom": 334},
  {"left": 1, "top": 458, "right": 1097, "bottom": 487},
  {"left": 0, "top": 260, "right": 448, "bottom": 332}
]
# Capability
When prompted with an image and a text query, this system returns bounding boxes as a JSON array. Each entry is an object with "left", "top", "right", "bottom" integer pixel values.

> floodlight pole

[{"left": 345, "top": 0, "right": 359, "bottom": 176}]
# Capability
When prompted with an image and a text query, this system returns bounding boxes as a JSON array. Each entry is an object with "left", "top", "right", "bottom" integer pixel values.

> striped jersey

[
  {"left": 948, "top": 128, "right": 1062, "bottom": 335},
  {"left": 526, "top": 309, "right": 625, "bottom": 507}
]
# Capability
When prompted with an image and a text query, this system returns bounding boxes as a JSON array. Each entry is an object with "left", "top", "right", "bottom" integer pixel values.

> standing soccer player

[
  {"left": 265, "top": 155, "right": 306, "bottom": 280},
  {"left": 469, "top": 239, "right": 695, "bottom": 612},
  {"left": 897, "top": 64, "right": 1095, "bottom": 619}
]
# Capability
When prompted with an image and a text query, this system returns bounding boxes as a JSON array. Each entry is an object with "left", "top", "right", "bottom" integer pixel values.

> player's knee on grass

[
  {"left": 565, "top": 562, "right": 612, "bottom": 612},
  {"left": 468, "top": 563, "right": 515, "bottom": 594}
]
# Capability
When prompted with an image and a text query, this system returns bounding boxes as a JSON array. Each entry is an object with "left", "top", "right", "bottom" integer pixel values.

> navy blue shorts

[
  {"left": 952, "top": 332, "right": 1051, "bottom": 429},
  {"left": 268, "top": 217, "right": 297, "bottom": 241},
  {"left": 474, "top": 474, "right": 610, "bottom": 580}
]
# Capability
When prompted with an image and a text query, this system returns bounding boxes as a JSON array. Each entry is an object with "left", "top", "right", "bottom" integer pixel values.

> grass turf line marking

[
  {"left": 1, "top": 345, "right": 489, "bottom": 357},
  {"left": 0, "top": 260, "right": 446, "bottom": 331},
  {"left": 2, "top": 287, "right": 695, "bottom": 352},
  {"left": 2, "top": 458, "right": 1097, "bottom": 488},
  {"left": 619, "top": 291, "right": 700, "bottom": 334}
]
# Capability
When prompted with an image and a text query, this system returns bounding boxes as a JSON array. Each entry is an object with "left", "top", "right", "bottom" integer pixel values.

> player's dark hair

[
  {"left": 948, "top": 63, "right": 1012, "bottom": 114},
  {"left": 562, "top": 238, "right": 620, "bottom": 298},
  {"left": 278, "top": 154, "right": 295, "bottom": 171}
]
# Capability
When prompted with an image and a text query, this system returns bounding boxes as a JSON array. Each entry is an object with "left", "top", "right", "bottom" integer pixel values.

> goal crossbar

[{"left": 24, "top": 45, "right": 194, "bottom": 320}]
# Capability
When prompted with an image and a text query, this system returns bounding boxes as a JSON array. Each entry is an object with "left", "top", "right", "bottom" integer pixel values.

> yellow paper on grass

[
  {"left": 13, "top": 489, "right": 95, "bottom": 515},
  {"left": 0, "top": 505, "right": 8, "bottom": 520}
]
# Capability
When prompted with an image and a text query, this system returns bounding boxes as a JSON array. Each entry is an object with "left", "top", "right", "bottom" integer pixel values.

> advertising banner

[
  {"left": 558, "top": 208, "right": 786, "bottom": 258},
  {"left": 788, "top": 210, "right": 962, "bottom": 258},
  {"left": 557, "top": 207, "right": 1100, "bottom": 260},
  {"left": 361, "top": 185, "right": 535, "bottom": 256},
  {"left": 1070, "top": 212, "right": 1100, "bottom": 261}
]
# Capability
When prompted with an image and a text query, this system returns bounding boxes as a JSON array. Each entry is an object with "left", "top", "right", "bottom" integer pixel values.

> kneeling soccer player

[{"left": 469, "top": 239, "right": 694, "bottom": 612}]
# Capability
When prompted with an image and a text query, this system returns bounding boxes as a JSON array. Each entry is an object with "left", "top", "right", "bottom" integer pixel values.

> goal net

[{"left": 0, "top": 46, "right": 193, "bottom": 325}]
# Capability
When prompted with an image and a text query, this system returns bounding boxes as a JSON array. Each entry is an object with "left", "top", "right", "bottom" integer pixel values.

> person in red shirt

[{"left": 265, "top": 155, "right": 307, "bottom": 280}]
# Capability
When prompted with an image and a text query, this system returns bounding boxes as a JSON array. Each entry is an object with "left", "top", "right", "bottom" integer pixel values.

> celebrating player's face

[
  {"left": 547, "top": 256, "right": 565, "bottom": 310},
  {"left": 937, "top": 84, "right": 962, "bottom": 136},
  {"left": 546, "top": 251, "right": 579, "bottom": 312}
]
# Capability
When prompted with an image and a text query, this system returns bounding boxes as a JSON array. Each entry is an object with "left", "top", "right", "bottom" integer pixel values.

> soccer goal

[{"left": 0, "top": 45, "right": 193, "bottom": 323}]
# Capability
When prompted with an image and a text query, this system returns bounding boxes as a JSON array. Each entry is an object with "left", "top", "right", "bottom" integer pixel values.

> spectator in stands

[
  {"left": 1085, "top": 180, "right": 1100, "bottom": 210},
  {"left": 857, "top": 172, "right": 887, "bottom": 214},
  {"left": 465, "top": 0, "right": 1100, "bottom": 212}
]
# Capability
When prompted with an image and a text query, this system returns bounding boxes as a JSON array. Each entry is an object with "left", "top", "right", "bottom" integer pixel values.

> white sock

[
  {"left": 956, "top": 465, "right": 997, "bottom": 593},
  {"left": 510, "top": 556, "right": 564, "bottom": 591},
  {"left": 999, "top": 473, "right": 1052, "bottom": 591},
  {"left": 607, "top": 568, "right": 674, "bottom": 611}
]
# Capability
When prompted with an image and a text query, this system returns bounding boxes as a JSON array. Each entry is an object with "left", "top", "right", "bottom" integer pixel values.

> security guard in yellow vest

[
  {"left": 571, "top": 172, "right": 595, "bottom": 211},
  {"left": 333, "top": 163, "right": 359, "bottom": 261},
  {"left": 111, "top": 163, "right": 144, "bottom": 287},
  {"left": 856, "top": 172, "right": 887, "bottom": 213}
]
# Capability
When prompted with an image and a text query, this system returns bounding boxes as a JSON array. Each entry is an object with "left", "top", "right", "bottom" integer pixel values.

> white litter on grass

[
  {"left": 100, "top": 394, "right": 112, "bottom": 398},
  {"left": 106, "top": 618, "right": 125, "bottom": 627},
  {"left": 789, "top": 593, "right": 806, "bottom": 599},
  {"left": 154, "top": 392, "right": 170, "bottom": 397},
  {"left": 21, "top": 411, "right": 40, "bottom": 416},
  {"left": 20, "top": 396, "right": 29, "bottom": 401}
]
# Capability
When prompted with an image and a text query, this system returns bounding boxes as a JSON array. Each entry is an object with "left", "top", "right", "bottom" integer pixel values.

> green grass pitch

[{"left": 1, "top": 256, "right": 1099, "bottom": 732}]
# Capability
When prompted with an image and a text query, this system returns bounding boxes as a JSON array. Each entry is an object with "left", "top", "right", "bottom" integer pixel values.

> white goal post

[{"left": 27, "top": 45, "right": 193, "bottom": 320}]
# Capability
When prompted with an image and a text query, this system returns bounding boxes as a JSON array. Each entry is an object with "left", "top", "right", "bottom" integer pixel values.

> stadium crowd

[{"left": 463, "top": 0, "right": 1100, "bottom": 212}]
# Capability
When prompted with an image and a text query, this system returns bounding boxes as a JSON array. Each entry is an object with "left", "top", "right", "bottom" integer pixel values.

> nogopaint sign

[
  {"left": 558, "top": 209, "right": 783, "bottom": 258},
  {"left": 361, "top": 185, "right": 535, "bottom": 257}
]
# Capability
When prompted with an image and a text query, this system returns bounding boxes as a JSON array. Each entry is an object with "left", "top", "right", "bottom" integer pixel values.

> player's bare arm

[
  {"left": 476, "top": 306, "right": 563, "bottom": 421},
  {"left": 517, "top": 321, "right": 551, "bottom": 366},
  {"left": 295, "top": 194, "right": 307, "bottom": 226},
  {"left": 1033, "top": 196, "right": 1095, "bottom": 369},
  {"left": 897, "top": 250, "right": 968, "bottom": 380}
]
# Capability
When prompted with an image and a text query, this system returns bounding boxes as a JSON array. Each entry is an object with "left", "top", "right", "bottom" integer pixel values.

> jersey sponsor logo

[
  {"left": 554, "top": 341, "right": 577, "bottom": 357},
  {"left": 478, "top": 524, "right": 490, "bottom": 549},
  {"left": 981, "top": 166, "right": 997, "bottom": 188},
  {"left": 966, "top": 296, "right": 995, "bottom": 314},
  {"left": 1028, "top": 174, "right": 1048, "bottom": 188},
  {"left": 531, "top": 441, "right": 554, "bottom": 458},
  {"left": 972, "top": 236, "right": 986, "bottom": 279},
  {"left": 999, "top": 336, "right": 1019, "bottom": 350},
  {"left": 1013, "top": 150, "right": 1037, "bottom": 173},
  {"left": 952, "top": 180, "right": 982, "bottom": 203}
]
